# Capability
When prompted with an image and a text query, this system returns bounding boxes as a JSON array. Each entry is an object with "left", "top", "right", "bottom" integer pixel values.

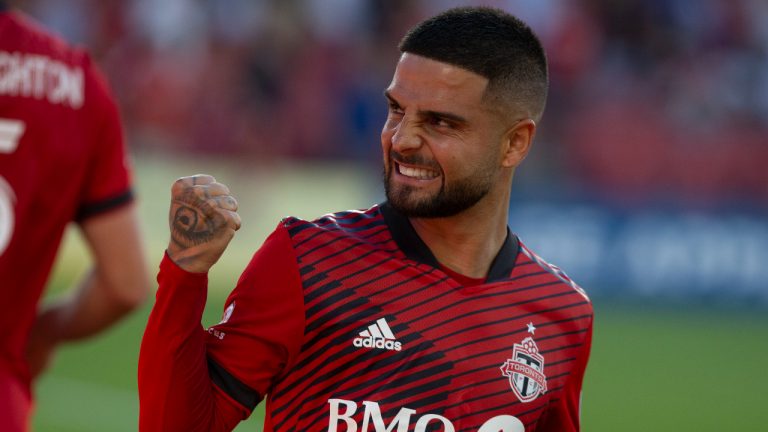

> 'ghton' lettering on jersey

[
  {"left": 328, "top": 399, "right": 525, "bottom": 432},
  {"left": 0, "top": 51, "right": 84, "bottom": 108}
]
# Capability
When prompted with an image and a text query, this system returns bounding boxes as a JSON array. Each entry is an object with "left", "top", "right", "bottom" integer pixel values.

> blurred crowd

[{"left": 14, "top": 0, "right": 768, "bottom": 207}]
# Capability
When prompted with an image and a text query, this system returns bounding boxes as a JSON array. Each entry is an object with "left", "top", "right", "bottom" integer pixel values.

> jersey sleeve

[
  {"left": 205, "top": 223, "right": 306, "bottom": 411},
  {"left": 138, "top": 224, "right": 305, "bottom": 431},
  {"left": 536, "top": 316, "right": 593, "bottom": 432},
  {"left": 75, "top": 54, "right": 133, "bottom": 222}
]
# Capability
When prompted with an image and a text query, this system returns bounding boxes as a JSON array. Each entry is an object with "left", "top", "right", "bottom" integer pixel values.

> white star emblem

[{"left": 527, "top": 322, "right": 536, "bottom": 334}]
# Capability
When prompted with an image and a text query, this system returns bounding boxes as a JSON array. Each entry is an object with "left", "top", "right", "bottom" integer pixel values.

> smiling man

[{"left": 139, "top": 7, "right": 593, "bottom": 432}]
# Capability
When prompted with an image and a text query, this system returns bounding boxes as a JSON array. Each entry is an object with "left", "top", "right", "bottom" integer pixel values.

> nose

[{"left": 390, "top": 117, "right": 422, "bottom": 153}]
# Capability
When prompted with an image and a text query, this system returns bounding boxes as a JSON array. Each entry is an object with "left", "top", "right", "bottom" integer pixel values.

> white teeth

[{"left": 398, "top": 164, "right": 438, "bottom": 179}]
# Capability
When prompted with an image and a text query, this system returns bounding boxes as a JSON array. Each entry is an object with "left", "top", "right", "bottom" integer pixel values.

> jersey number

[{"left": 0, "top": 118, "right": 25, "bottom": 255}]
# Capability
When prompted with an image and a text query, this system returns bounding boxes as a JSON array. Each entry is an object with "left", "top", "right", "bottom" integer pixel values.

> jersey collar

[{"left": 379, "top": 201, "right": 519, "bottom": 283}]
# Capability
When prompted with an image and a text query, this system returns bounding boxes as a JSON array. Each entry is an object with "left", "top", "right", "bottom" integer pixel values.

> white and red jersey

[
  {"left": 0, "top": 6, "right": 133, "bottom": 414},
  {"left": 140, "top": 203, "right": 593, "bottom": 432}
]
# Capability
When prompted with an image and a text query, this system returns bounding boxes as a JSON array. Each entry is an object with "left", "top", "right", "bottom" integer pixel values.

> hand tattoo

[{"left": 170, "top": 189, "right": 225, "bottom": 248}]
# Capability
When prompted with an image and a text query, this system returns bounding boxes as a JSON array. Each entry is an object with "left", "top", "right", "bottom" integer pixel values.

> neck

[
  {"left": 409, "top": 192, "right": 510, "bottom": 279},
  {"left": 0, "top": 2, "right": 7, "bottom": 11}
]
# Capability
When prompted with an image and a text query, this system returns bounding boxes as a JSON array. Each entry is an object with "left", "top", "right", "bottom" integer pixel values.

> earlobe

[{"left": 502, "top": 119, "right": 536, "bottom": 168}]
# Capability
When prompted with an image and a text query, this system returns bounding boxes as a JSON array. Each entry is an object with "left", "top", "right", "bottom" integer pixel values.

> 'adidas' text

[
  {"left": 353, "top": 337, "right": 402, "bottom": 351},
  {"left": 353, "top": 318, "right": 402, "bottom": 352}
]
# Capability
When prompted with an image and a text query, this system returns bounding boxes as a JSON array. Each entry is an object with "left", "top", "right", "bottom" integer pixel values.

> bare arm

[{"left": 25, "top": 202, "right": 151, "bottom": 378}]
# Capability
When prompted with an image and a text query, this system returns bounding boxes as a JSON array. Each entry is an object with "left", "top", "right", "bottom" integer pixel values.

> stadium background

[{"left": 10, "top": 0, "right": 767, "bottom": 430}]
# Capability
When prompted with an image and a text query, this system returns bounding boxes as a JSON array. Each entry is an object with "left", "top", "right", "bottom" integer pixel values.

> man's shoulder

[
  {"left": 1, "top": 11, "right": 88, "bottom": 64},
  {"left": 280, "top": 204, "right": 384, "bottom": 234},
  {"left": 274, "top": 204, "right": 391, "bottom": 258},
  {"left": 517, "top": 239, "right": 592, "bottom": 305}
]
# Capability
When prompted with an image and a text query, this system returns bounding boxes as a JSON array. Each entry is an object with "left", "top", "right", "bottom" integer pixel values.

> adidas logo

[{"left": 353, "top": 318, "right": 402, "bottom": 352}]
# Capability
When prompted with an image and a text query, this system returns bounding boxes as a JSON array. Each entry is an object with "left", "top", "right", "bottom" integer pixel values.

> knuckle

[
  {"left": 198, "top": 174, "right": 215, "bottom": 184},
  {"left": 171, "top": 183, "right": 186, "bottom": 195},
  {"left": 211, "top": 182, "right": 230, "bottom": 195}
]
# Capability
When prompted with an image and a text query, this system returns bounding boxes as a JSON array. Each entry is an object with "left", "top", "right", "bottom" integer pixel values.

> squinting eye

[{"left": 429, "top": 116, "right": 452, "bottom": 128}]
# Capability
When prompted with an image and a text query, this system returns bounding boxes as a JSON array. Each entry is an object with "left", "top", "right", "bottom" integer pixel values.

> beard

[{"left": 383, "top": 157, "right": 494, "bottom": 218}]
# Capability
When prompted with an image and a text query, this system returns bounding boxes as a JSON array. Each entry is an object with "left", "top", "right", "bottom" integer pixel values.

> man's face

[{"left": 381, "top": 53, "right": 509, "bottom": 218}]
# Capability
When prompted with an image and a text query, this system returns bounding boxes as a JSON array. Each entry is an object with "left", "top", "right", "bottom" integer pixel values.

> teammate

[
  {"left": 0, "top": 3, "right": 149, "bottom": 430},
  {"left": 139, "top": 7, "right": 592, "bottom": 432}
]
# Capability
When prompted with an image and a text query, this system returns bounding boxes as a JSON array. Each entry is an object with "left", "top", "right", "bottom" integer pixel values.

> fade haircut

[{"left": 399, "top": 7, "right": 548, "bottom": 122}]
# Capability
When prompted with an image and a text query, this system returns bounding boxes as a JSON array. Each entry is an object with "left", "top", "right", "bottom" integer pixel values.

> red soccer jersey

[
  {"left": 140, "top": 203, "right": 593, "bottom": 432},
  {"left": 0, "top": 8, "right": 132, "bottom": 421}
]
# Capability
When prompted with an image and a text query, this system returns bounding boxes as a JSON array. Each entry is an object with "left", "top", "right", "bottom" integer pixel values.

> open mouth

[{"left": 397, "top": 163, "right": 440, "bottom": 180}]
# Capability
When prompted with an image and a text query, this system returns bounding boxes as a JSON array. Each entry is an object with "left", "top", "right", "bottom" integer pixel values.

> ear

[{"left": 501, "top": 119, "right": 536, "bottom": 168}]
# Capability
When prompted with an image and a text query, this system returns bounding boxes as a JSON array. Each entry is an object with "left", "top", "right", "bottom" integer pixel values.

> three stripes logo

[{"left": 353, "top": 318, "right": 402, "bottom": 352}]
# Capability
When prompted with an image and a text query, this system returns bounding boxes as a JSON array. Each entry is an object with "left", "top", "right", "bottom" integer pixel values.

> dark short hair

[{"left": 399, "top": 7, "right": 548, "bottom": 122}]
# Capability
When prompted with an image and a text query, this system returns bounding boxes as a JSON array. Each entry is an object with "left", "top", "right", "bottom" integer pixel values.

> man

[
  {"left": 0, "top": 3, "right": 149, "bottom": 430},
  {"left": 139, "top": 7, "right": 592, "bottom": 432}
]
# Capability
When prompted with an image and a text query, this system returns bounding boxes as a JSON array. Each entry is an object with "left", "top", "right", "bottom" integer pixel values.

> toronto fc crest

[{"left": 500, "top": 337, "right": 547, "bottom": 403}]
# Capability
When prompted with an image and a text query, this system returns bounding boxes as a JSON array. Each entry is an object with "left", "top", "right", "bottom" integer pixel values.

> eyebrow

[{"left": 384, "top": 90, "right": 469, "bottom": 125}]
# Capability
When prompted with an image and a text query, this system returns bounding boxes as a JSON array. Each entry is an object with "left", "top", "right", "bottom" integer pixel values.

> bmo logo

[{"left": 328, "top": 399, "right": 524, "bottom": 432}]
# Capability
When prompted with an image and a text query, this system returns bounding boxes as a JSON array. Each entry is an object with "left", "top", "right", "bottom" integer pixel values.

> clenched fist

[{"left": 166, "top": 174, "right": 241, "bottom": 273}]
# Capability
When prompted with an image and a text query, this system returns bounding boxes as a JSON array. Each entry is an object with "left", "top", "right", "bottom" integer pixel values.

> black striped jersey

[{"left": 140, "top": 202, "right": 593, "bottom": 432}]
